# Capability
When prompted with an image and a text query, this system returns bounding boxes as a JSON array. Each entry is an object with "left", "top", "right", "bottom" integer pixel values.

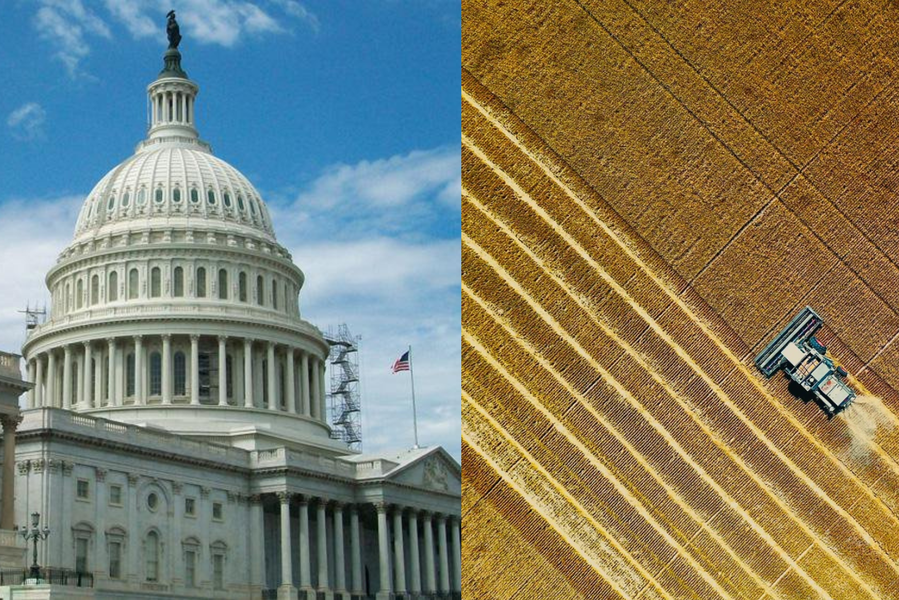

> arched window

[
  {"left": 238, "top": 272, "right": 247, "bottom": 302},
  {"left": 271, "top": 279, "right": 278, "bottom": 310},
  {"left": 207, "top": 190, "right": 216, "bottom": 206},
  {"left": 172, "top": 188, "right": 181, "bottom": 203},
  {"left": 173, "top": 267, "right": 184, "bottom": 297},
  {"left": 129, "top": 268, "right": 139, "bottom": 299},
  {"left": 196, "top": 267, "right": 207, "bottom": 298},
  {"left": 150, "top": 352, "right": 162, "bottom": 396},
  {"left": 155, "top": 188, "right": 164, "bottom": 204},
  {"left": 65, "top": 283, "right": 71, "bottom": 312},
  {"left": 256, "top": 275, "right": 264, "bottom": 306},
  {"left": 76, "top": 279, "right": 84, "bottom": 309},
  {"left": 190, "top": 188, "right": 199, "bottom": 204},
  {"left": 150, "top": 267, "right": 161, "bottom": 298},
  {"left": 218, "top": 269, "right": 228, "bottom": 300},
  {"left": 90, "top": 275, "right": 99, "bottom": 306},
  {"left": 108, "top": 271, "right": 118, "bottom": 302},
  {"left": 174, "top": 352, "right": 186, "bottom": 396},
  {"left": 145, "top": 531, "right": 159, "bottom": 582},
  {"left": 126, "top": 353, "right": 135, "bottom": 397}
]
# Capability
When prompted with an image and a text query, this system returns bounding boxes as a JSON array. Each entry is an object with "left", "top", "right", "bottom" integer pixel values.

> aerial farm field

[{"left": 462, "top": 0, "right": 899, "bottom": 598}]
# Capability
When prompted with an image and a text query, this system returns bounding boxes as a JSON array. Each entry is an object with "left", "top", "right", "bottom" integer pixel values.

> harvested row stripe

[
  {"left": 461, "top": 121, "right": 899, "bottom": 577},
  {"left": 460, "top": 84, "right": 899, "bottom": 508},
  {"left": 461, "top": 322, "right": 779, "bottom": 599},
  {"left": 461, "top": 278, "right": 837, "bottom": 599},
  {"left": 461, "top": 392, "right": 674, "bottom": 600}
]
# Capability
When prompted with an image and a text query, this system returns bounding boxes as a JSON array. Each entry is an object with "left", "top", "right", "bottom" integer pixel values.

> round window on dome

[
  {"left": 155, "top": 188, "right": 164, "bottom": 203},
  {"left": 190, "top": 188, "right": 199, "bottom": 204},
  {"left": 223, "top": 192, "right": 232, "bottom": 208},
  {"left": 237, "top": 195, "right": 245, "bottom": 211},
  {"left": 173, "top": 188, "right": 182, "bottom": 203},
  {"left": 207, "top": 190, "right": 217, "bottom": 205},
  {"left": 122, "top": 191, "right": 131, "bottom": 207},
  {"left": 137, "top": 188, "right": 147, "bottom": 206},
  {"left": 147, "top": 492, "right": 159, "bottom": 512}
]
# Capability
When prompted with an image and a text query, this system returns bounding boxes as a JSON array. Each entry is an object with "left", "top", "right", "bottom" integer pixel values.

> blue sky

[{"left": 0, "top": 1, "right": 461, "bottom": 459}]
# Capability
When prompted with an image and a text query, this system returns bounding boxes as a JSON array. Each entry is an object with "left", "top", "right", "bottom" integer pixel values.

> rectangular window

[
  {"left": 185, "top": 550, "right": 196, "bottom": 587},
  {"left": 75, "top": 538, "right": 88, "bottom": 573},
  {"left": 108, "top": 484, "right": 123, "bottom": 506},
  {"left": 212, "top": 502, "right": 223, "bottom": 521},
  {"left": 213, "top": 554, "right": 224, "bottom": 590},
  {"left": 185, "top": 497, "right": 196, "bottom": 516},
  {"left": 108, "top": 542, "right": 122, "bottom": 579},
  {"left": 76, "top": 479, "right": 90, "bottom": 500}
]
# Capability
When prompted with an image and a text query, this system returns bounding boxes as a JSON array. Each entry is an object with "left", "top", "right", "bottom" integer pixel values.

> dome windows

[
  {"left": 150, "top": 267, "right": 161, "bottom": 298},
  {"left": 237, "top": 195, "right": 245, "bottom": 211},
  {"left": 207, "top": 190, "right": 217, "bottom": 206},
  {"left": 249, "top": 198, "right": 258, "bottom": 215},
  {"left": 173, "top": 188, "right": 182, "bottom": 203},
  {"left": 223, "top": 192, "right": 232, "bottom": 208},
  {"left": 107, "top": 195, "right": 116, "bottom": 211},
  {"left": 196, "top": 267, "right": 207, "bottom": 298},
  {"left": 122, "top": 191, "right": 131, "bottom": 208},
  {"left": 173, "top": 267, "right": 184, "bottom": 297},
  {"left": 154, "top": 188, "right": 164, "bottom": 204},
  {"left": 190, "top": 188, "right": 199, "bottom": 204},
  {"left": 137, "top": 188, "right": 147, "bottom": 206}
]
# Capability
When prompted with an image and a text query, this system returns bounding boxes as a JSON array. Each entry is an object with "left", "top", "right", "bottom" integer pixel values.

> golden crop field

[{"left": 462, "top": 1, "right": 899, "bottom": 598}]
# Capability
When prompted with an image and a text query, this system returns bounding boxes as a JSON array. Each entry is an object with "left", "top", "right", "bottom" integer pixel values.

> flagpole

[{"left": 409, "top": 345, "right": 420, "bottom": 449}]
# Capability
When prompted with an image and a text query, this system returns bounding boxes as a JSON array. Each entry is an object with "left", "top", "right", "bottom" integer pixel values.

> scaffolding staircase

[{"left": 325, "top": 324, "right": 362, "bottom": 450}]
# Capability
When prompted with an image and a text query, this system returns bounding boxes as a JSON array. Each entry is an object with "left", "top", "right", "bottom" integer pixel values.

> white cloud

[
  {"left": 0, "top": 195, "right": 82, "bottom": 354},
  {"left": 7, "top": 103, "right": 47, "bottom": 141},
  {"left": 34, "top": 0, "right": 111, "bottom": 77}
]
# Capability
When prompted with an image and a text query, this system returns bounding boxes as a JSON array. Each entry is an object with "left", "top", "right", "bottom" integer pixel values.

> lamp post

[{"left": 20, "top": 512, "right": 50, "bottom": 580}]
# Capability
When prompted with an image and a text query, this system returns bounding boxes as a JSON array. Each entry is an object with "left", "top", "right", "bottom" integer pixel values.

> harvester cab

[{"left": 755, "top": 306, "right": 856, "bottom": 419}]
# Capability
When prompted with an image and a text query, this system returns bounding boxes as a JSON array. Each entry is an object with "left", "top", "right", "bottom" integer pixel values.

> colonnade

[
  {"left": 270, "top": 494, "right": 462, "bottom": 599},
  {"left": 25, "top": 335, "right": 328, "bottom": 420},
  {"left": 151, "top": 88, "right": 194, "bottom": 128}
]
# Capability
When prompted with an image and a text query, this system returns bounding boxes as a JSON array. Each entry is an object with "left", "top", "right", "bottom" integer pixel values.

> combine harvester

[{"left": 755, "top": 306, "right": 856, "bottom": 419}]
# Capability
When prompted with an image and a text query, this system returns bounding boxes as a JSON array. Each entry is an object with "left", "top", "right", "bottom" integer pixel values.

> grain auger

[{"left": 755, "top": 306, "right": 856, "bottom": 419}]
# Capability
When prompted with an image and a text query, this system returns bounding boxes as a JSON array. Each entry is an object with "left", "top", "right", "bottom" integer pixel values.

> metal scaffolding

[{"left": 325, "top": 324, "right": 362, "bottom": 450}]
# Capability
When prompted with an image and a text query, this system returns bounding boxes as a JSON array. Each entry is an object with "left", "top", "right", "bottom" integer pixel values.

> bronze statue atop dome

[{"left": 166, "top": 10, "right": 181, "bottom": 50}]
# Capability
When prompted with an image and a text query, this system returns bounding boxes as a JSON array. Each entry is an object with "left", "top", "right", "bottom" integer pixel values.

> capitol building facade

[{"left": 4, "top": 42, "right": 461, "bottom": 600}]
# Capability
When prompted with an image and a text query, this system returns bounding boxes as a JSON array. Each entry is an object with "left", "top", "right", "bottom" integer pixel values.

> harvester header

[{"left": 755, "top": 306, "right": 856, "bottom": 419}]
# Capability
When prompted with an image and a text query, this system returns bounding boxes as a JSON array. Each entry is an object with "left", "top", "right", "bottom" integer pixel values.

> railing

[{"left": 0, "top": 568, "right": 93, "bottom": 587}]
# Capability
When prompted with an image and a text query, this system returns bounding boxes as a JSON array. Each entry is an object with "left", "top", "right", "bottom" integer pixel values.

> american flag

[{"left": 392, "top": 350, "right": 410, "bottom": 373}]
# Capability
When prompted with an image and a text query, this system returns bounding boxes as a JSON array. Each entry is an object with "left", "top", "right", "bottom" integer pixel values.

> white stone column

[
  {"left": 298, "top": 497, "right": 312, "bottom": 593},
  {"left": 333, "top": 503, "right": 346, "bottom": 596},
  {"left": 162, "top": 334, "right": 172, "bottom": 405},
  {"left": 45, "top": 349, "right": 56, "bottom": 406},
  {"left": 62, "top": 345, "right": 73, "bottom": 409},
  {"left": 82, "top": 342, "right": 92, "bottom": 408},
  {"left": 26, "top": 360, "right": 35, "bottom": 408},
  {"left": 392, "top": 508, "right": 406, "bottom": 596},
  {"left": 267, "top": 342, "right": 277, "bottom": 411},
  {"left": 0, "top": 416, "right": 19, "bottom": 529},
  {"left": 94, "top": 348, "right": 103, "bottom": 407},
  {"left": 437, "top": 515, "right": 449, "bottom": 593},
  {"left": 78, "top": 345, "right": 86, "bottom": 407},
  {"left": 451, "top": 516, "right": 461, "bottom": 593},
  {"left": 249, "top": 495, "right": 266, "bottom": 589},
  {"left": 319, "top": 361, "right": 328, "bottom": 424},
  {"left": 286, "top": 349, "right": 297, "bottom": 414},
  {"left": 218, "top": 336, "right": 228, "bottom": 406},
  {"left": 423, "top": 513, "right": 436, "bottom": 593},
  {"left": 35, "top": 356, "right": 44, "bottom": 407},
  {"left": 244, "top": 339, "right": 254, "bottom": 408},
  {"left": 316, "top": 500, "right": 329, "bottom": 594},
  {"left": 409, "top": 510, "right": 421, "bottom": 595},
  {"left": 134, "top": 336, "right": 144, "bottom": 406},
  {"left": 106, "top": 339, "right": 116, "bottom": 406},
  {"left": 279, "top": 492, "right": 297, "bottom": 596},
  {"left": 376, "top": 503, "right": 391, "bottom": 599},
  {"left": 94, "top": 468, "right": 107, "bottom": 578},
  {"left": 115, "top": 341, "right": 125, "bottom": 407},
  {"left": 300, "top": 352, "right": 310, "bottom": 416},
  {"left": 190, "top": 335, "right": 200, "bottom": 405},
  {"left": 350, "top": 507, "right": 362, "bottom": 596},
  {"left": 310, "top": 357, "right": 320, "bottom": 419}
]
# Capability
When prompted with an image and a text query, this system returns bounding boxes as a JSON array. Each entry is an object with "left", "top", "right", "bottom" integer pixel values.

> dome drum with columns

[{"left": 21, "top": 45, "right": 336, "bottom": 452}]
